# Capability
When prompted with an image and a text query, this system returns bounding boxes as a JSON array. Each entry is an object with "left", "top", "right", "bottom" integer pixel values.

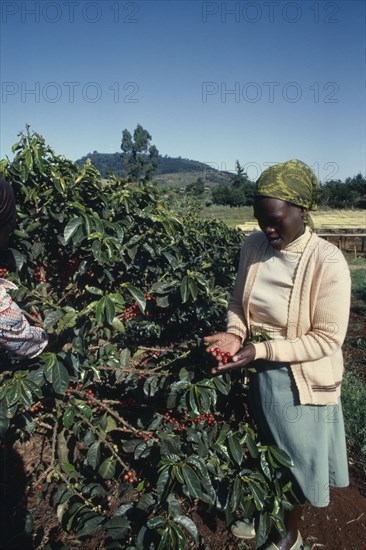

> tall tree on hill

[
  {"left": 231, "top": 160, "right": 249, "bottom": 188},
  {"left": 121, "top": 124, "right": 159, "bottom": 184}
]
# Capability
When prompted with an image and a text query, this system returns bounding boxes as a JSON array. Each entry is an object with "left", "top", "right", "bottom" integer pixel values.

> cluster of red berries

[
  {"left": 0, "top": 267, "right": 8, "bottom": 277},
  {"left": 35, "top": 265, "right": 47, "bottom": 283},
  {"left": 123, "top": 470, "right": 137, "bottom": 485},
  {"left": 122, "top": 303, "right": 139, "bottom": 321},
  {"left": 60, "top": 256, "right": 81, "bottom": 285},
  {"left": 122, "top": 293, "right": 156, "bottom": 322},
  {"left": 210, "top": 347, "right": 233, "bottom": 365},
  {"left": 65, "top": 383, "right": 98, "bottom": 406},
  {"left": 164, "top": 412, "right": 187, "bottom": 432},
  {"left": 35, "top": 483, "right": 43, "bottom": 491},
  {"left": 193, "top": 412, "right": 217, "bottom": 426},
  {"left": 136, "top": 431, "right": 154, "bottom": 442},
  {"left": 85, "top": 389, "right": 95, "bottom": 405},
  {"left": 29, "top": 402, "right": 44, "bottom": 414}
]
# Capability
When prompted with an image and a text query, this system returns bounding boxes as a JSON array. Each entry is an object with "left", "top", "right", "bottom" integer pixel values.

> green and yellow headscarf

[{"left": 255, "top": 159, "right": 320, "bottom": 228}]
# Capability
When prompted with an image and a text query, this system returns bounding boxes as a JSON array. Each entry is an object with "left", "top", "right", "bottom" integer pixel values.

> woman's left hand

[{"left": 212, "top": 343, "right": 256, "bottom": 374}]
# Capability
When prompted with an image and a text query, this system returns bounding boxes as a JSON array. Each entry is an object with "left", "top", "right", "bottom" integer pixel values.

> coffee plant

[{"left": 0, "top": 127, "right": 296, "bottom": 548}]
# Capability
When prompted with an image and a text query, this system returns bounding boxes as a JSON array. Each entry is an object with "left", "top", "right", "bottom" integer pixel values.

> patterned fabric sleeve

[{"left": 0, "top": 282, "right": 48, "bottom": 358}]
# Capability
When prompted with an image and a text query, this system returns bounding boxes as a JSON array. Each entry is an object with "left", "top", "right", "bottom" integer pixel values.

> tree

[
  {"left": 186, "top": 177, "right": 205, "bottom": 196},
  {"left": 121, "top": 124, "right": 159, "bottom": 184},
  {"left": 231, "top": 160, "right": 250, "bottom": 189},
  {"left": 319, "top": 180, "right": 359, "bottom": 208}
]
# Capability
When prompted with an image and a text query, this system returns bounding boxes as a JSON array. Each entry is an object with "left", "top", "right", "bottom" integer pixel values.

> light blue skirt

[{"left": 248, "top": 361, "right": 349, "bottom": 507}]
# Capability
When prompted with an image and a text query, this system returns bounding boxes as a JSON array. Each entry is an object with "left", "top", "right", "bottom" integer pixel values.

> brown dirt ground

[{"left": 1, "top": 282, "right": 366, "bottom": 550}]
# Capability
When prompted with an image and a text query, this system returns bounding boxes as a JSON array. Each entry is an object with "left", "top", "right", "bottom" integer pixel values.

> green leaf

[
  {"left": 95, "top": 297, "right": 106, "bottom": 324},
  {"left": 64, "top": 217, "right": 82, "bottom": 243},
  {"left": 25, "top": 149, "right": 33, "bottom": 172},
  {"left": 228, "top": 434, "right": 243, "bottom": 466},
  {"left": 21, "top": 162, "right": 29, "bottom": 182},
  {"left": 271, "top": 511, "right": 286, "bottom": 538},
  {"left": 156, "top": 467, "right": 170, "bottom": 501},
  {"left": 9, "top": 248, "right": 26, "bottom": 270},
  {"left": 57, "top": 501, "right": 70, "bottom": 524},
  {"left": 188, "top": 278, "right": 198, "bottom": 301},
  {"left": 185, "top": 455, "right": 214, "bottom": 498},
  {"left": 269, "top": 446, "right": 294, "bottom": 468},
  {"left": 260, "top": 451, "right": 271, "bottom": 480},
  {"left": 105, "top": 415, "right": 117, "bottom": 433},
  {"left": 157, "top": 529, "right": 169, "bottom": 550},
  {"left": 187, "top": 387, "right": 199, "bottom": 416},
  {"left": 23, "top": 379, "right": 42, "bottom": 399},
  {"left": 76, "top": 513, "right": 104, "bottom": 537},
  {"left": 119, "top": 348, "right": 130, "bottom": 370},
  {"left": 248, "top": 480, "right": 265, "bottom": 511},
  {"left": 245, "top": 431, "right": 259, "bottom": 458},
  {"left": 6, "top": 381, "right": 21, "bottom": 406},
  {"left": 111, "top": 317, "right": 125, "bottom": 333},
  {"left": 98, "top": 457, "right": 116, "bottom": 479},
  {"left": 213, "top": 375, "right": 231, "bottom": 395},
  {"left": 147, "top": 516, "right": 166, "bottom": 529},
  {"left": 63, "top": 406, "right": 75, "bottom": 429},
  {"left": 198, "top": 387, "right": 211, "bottom": 410},
  {"left": 105, "top": 515, "right": 131, "bottom": 541},
  {"left": 19, "top": 384, "right": 33, "bottom": 409},
  {"left": 52, "top": 361, "right": 70, "bottom": 394},
  {"left": 43, "top": 310, "right": 64, "bottom": 329},
  {"left": 124, "top": 283, "right": 146, "bottom": 312},
  {"left": 180, "top": 276, "right": 189, "bottom": 303},
  {"left": 105, "top": 296, "right": 115, "bottom": 325},
  {"left": 87, "top": 441, "right": 101, "bottom": 469},
  {"left": 229, "top": 475, "right": 242, "bottom": 510},
  {"left": 174, "top": 515, "right": 199, "bottom": 543},
  {"left": 170, "top": 524, "right": 186, "bottom": 550},
  {"left": 136, "top": 492, "right": 156, "bottom": 512},
  {"left": 85, "top": 286, "right": 104, "bottom": 296},
  {"left": 182, "top": 465, "right": 203, "bottom": 499},
  {"left": 256, "top": 511, "right": 271, "bottom": 547}
]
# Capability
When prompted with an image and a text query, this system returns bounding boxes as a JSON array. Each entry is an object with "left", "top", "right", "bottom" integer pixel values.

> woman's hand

[
  {"left": 210, "top": 343, "right": 256, "bottom": 374},
  {"left": 204, "top": 332, "right": 242, "bottom": 360}
]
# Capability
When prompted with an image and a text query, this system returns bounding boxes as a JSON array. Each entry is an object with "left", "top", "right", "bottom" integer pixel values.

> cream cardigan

[{"left": 227, "top": 230, "right": 351, "bottom": 405}]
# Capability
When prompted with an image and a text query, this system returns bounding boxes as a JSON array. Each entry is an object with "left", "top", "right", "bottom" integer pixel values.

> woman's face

[{"left": 253, "top": 197, "right": 306, "bottom": 250}]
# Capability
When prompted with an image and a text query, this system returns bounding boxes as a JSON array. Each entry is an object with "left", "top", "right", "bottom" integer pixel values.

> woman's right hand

[{"left": 204, "top": 332, "right": 242, "bottom": 361}]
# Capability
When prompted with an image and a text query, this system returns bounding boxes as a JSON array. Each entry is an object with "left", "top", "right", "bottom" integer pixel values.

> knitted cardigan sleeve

[
  {"left": 253, "top": 245, "right": 351, "bottom": 363},
  {"left": 0, "top": 282, "right": 48, "bottom": 358},
  {"left": 226, "top": 233, "right": 263, "bottom": 342}
]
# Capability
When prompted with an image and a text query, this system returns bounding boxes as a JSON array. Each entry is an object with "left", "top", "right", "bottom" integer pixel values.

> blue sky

[{"left": 1, "top": 0, "right": 365, "bottom": 182}]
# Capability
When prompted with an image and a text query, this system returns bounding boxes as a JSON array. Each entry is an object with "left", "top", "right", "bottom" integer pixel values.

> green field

[{"left": 202, "top": 206, "right": 366, "bottom": 231}]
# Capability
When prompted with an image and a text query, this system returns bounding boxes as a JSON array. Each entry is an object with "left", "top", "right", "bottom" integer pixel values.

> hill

[{"left": 76, "top": 152, "right": 232, "bottom": 186}]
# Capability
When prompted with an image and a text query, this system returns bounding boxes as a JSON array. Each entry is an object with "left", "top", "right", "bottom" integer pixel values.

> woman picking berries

[
  {"left": 205, "top": 160, "right": 351, "bottom": 550},
  {"left": 0, "top": 178, "right": 48, "bottom": 357}
]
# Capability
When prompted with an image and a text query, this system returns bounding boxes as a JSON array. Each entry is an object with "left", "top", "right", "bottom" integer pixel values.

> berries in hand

[{"left": 211, "top": 347, "right": 233, "bottom": 364}]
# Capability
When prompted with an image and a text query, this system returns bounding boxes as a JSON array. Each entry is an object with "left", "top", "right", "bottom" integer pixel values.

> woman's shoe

[
  {"left": 231, "top": 518, "right": 256, "bottom": 539},
  {"left": 261, "top": 531, "right": 303, "bottom": 549}
]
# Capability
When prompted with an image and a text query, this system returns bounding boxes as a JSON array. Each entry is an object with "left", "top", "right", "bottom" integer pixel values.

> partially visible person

[
  {"left": 205, "top": 160, "right": 351, "bottom": 550},
  {"left": 0, "top": 178, "right": 48, "bottom": 358}
]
